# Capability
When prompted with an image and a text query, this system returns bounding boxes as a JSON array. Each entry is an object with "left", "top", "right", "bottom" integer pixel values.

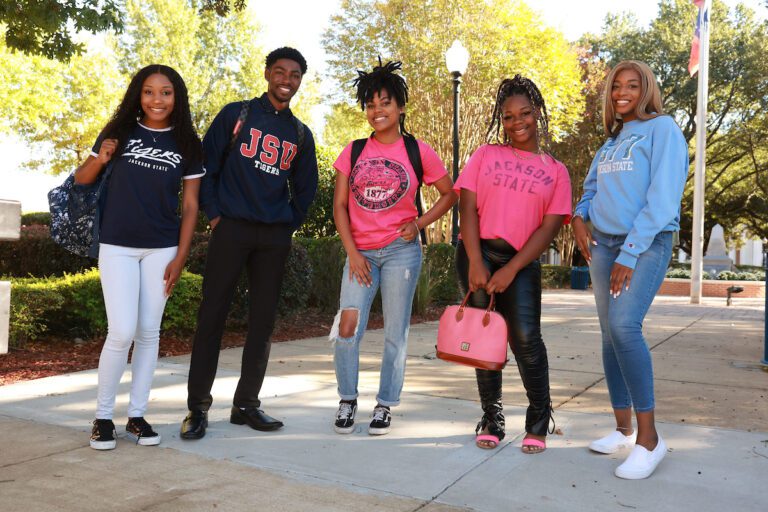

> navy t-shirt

[{"left": 90, "top": 123, "right": 205, "bottom": 248}]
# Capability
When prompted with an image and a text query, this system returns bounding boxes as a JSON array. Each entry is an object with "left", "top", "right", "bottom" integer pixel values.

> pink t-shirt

[
  {"left": 454, "top": 144, "right": 572, "bottom": 250},
  {"left": 334, "top": 137, "right": 448, "bottom": 250}
]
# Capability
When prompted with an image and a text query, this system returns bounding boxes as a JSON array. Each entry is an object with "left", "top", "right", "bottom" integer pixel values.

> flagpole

[{"left": 690, "top": 0, "right": 711, "bottom": 304}]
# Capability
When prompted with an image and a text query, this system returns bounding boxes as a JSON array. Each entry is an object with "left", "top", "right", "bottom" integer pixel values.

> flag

[{"left": 688, "top": 0, "right": 708, "bottom": 76}]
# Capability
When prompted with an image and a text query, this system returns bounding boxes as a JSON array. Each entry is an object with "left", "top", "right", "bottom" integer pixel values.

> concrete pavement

[{"left": 0, "top": 290, "right": 766, "bottom": 511}]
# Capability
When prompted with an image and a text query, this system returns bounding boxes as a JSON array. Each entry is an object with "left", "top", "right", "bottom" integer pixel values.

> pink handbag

[{"left": 436, "top": 292, "right": 509, "bottom": 370}]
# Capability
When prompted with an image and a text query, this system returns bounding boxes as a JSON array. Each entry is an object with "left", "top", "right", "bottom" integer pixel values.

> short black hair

[{"left": 265, "top": 47, "right": 307, "bottom": 75}]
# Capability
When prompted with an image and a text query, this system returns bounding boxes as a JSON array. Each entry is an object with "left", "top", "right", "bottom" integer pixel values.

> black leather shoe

[
  {"left": 180, "top": 410, "right": 207, "bottom": 440},
  {"left": 230, "top": 406, "right": 284, "bottom": 431}
]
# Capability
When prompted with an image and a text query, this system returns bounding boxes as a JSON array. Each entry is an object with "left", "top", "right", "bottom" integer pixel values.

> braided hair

[
  {"left": 353, "top": 58, "right": 412, "bottom": 137},
  {"left": 485, "top": 74, "right": 550, "bottom": 148}
]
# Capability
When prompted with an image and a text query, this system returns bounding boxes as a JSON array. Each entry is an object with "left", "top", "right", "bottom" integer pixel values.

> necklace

[
  {"left": 508, "top": 144, "right": 547, "bottom": 164},
  {"left": 140, "top": 123, "right": 167, "bottom": 144}
]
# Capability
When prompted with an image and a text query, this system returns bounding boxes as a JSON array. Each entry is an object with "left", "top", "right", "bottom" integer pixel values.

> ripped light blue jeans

[{"left": 331, "top": 237, "right": 422, "bottom": 407}]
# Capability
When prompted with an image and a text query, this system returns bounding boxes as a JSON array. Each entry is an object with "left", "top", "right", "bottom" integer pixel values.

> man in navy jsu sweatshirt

[{"left": 181, "top": 47, "right": 318, "bottom": 439}]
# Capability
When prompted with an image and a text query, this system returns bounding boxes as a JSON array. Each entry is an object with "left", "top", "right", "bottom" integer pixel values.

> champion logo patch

[{"left": 628, "top": 243, "right": 635, "bottom": 249}]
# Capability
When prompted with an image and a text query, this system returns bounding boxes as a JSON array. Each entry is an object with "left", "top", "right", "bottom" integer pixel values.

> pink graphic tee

[
  {"left": 454, "top": 144, "right": 572, "bottom": 250},
  {"left": 334, "top": 137, "right": 448, "bottom": 250}
]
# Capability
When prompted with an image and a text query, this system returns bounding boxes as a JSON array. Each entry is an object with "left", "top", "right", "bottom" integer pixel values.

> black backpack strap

[
  {"left": 350, "top": 138, "right": 368, "bottom": 171},
  {"left": 287, "top": 116, "right": 307, "bottom": 218},
  {"left": 403, "top": 135, "right": 427, "bottom": 244},
  {"left": 220, "top": 101, "right": 250, "bottom": 169}
]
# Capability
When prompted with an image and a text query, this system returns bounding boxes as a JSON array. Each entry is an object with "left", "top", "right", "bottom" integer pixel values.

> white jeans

[{"left": 96, "top": 243, "right": 177, "bottom": 419}]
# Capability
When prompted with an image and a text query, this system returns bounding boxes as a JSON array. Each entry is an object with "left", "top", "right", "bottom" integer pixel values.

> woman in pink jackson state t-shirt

[
  {"left": 329, "top": 60, "right": 457, "bottom": 435},
  {"left": 454, "top": 75, "right": 572, "bottom": 454}
]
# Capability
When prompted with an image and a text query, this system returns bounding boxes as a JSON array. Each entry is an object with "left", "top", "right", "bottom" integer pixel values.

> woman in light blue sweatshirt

[{"left": 572, "top": 60, "right": 688, "bottom": 480}]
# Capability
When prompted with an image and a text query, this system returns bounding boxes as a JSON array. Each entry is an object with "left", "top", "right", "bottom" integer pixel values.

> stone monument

[
  {"left": 702, "top": 223, "right": 734, "bottom": 275},
  {"left": 0, "top": 199, "right": 21, "bottom": 355}
]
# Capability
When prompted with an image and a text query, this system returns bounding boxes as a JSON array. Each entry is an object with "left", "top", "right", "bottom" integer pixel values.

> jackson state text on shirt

[
  {"left": 239, "top": 128, "right": 298, "bottom": 177},
  {"left": 122, "top": 138, "right": 182, "bottom": 168},
  {"left": 482, "top": 160, "right": 554, "bottom": 194}
]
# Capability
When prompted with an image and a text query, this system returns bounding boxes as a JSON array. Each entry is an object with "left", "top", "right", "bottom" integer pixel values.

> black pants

[
  {"left": 456, "top": 239, "right": 552, "bottom": 436},
  {"left": 187, "top": 218, "right": 291, "bottom": 411}
]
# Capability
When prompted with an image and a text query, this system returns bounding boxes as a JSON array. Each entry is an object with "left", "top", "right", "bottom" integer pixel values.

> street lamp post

[{"left": 445, "top": 40, "right": 469, "bottom": 246}]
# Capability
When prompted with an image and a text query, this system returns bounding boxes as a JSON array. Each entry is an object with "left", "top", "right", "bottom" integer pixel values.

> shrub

[
  {"left": 716, "top": 270, "right": 762, "bottom": 281},
  {"left": 8, "top": 283, "right": 65, "bottom": 346},
  {"left": 162, "top": 272, "right": 203, "bottom": 333},
  {"left": 424, "top": 243, "right": 459, "bottom": 304},
  {"left": 541, "top": 265, "right": 571, "bottom": 288},
  {"left": 296, "top": 236, "right": 345, "bottom": 312},
  {"left": 294, "top": 146, "right": 338, "bottom": 239},
  {"left": 21, "top": 212, "right": 51, "bottom": 226},
  {"left": 666, "top": 267, "right": 691, "bottom": 279},
  {"left": 9, "top": 270, "right": 206, "bottom": 342},
  {"left": 0, "top": 225, "right": 94, "bottom": 277}
]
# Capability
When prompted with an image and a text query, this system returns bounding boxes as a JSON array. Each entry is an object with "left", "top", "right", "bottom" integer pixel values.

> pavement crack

[{"left": 0, "top": 445, "right": 83, "bottom": 469}]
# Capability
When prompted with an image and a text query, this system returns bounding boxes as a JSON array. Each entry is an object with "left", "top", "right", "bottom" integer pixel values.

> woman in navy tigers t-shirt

[{"left": 74, "top": 65, "right": 205, "bottom": 450}]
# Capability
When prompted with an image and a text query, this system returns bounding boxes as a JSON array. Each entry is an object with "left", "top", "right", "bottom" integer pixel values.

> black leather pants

[{"left": 456, "top": 239, "right": 552, "bottom": 436}]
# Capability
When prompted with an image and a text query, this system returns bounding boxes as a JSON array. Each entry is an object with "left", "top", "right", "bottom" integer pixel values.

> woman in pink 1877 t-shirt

[
  {"left": 454, "top": 75, "right": 572, "bottom": 454},
  {"left": 329, "top": 60, "right": 456, "bottom": 436}
]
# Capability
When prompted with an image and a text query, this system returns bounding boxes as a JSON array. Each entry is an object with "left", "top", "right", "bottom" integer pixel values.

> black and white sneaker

[
  {"left": 125, "top": 417, "right": 161, "bottom": 446},
  {"left": 334, "top": 400, "right": 357, "bottom": 434},
  {"left": 90, "top": 419, "right": 117, "bottom": 450},
  {"left": 368, "top": 404, "right": 391, "bottom": 435}
]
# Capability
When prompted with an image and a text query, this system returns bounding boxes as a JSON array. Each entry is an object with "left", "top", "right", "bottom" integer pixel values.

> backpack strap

[
  {"left": 403, "top": 135, "right": 427, "bottom": 245},
  {"left": 351, "top": 134, "right": 427, "bottom": 244},
  {"left": 287, "top": 116, "right": 307, "bottom": 218},
  {"left": 350, "top": 137, "right": 368, "bottom": 171},
  {"left": 220, "top": 100, "right": 250, "bottom": 170}
]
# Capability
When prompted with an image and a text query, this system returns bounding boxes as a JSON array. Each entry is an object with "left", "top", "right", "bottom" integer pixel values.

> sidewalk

[{"left": 1, "top": 290, "right": 766, "bottom": 511}]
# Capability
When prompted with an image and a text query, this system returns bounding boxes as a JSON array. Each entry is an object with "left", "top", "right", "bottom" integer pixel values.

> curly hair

[
  {"left": 101, "top": 64, "right": 203, "bottom": 165},
  {"left": 485, "top": 74, "right": 550, "bottom": 147},
  {"left": 353, "top": 58, "right": 412, "bottom": 137}
]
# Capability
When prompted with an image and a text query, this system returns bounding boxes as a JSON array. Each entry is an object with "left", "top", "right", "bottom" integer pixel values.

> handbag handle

[{"left": 455, "top": 291, "right": 496, "bottom": 327}]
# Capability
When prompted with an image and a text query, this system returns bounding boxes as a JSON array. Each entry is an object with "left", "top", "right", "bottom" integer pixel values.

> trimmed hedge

[
  {"left": 9, "top": 270, "right": 202, "bottom": 347},
  {"left": 541, "top": 264, "right": 572, "bottom": 289},
  {"left": 0, "top": 225, "right": 94, "bottom": 277},
  {"left": 21, "top": 212, "right": 51, "bottom": 226}
]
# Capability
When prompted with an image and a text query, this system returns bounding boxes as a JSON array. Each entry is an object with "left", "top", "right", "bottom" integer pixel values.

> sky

[{"left": 1, "top": 0, "right": 764, "bottom": 213}]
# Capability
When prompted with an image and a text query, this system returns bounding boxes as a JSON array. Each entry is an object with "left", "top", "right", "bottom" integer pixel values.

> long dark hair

[
  {"left": 353, "top": 58, "right": 412, "bottom": 137},
  {"left": 485, "top": 74, "right": 550, "bottom": 147},
  {"left": 101, "top": 64, "right": 203, "bottom": 164}
]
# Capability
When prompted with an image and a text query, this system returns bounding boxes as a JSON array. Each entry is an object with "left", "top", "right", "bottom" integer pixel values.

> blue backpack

[{"left": 48, "top": 163, "right": 113, "bottom": 258}]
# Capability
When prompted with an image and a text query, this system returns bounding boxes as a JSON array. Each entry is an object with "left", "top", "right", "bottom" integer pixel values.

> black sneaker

[
  {"left": 126, "top": 417, "right": 161, "bottom": 446},
  {"left": 368, "top": 404, "right": 391, "bottom": 435},
  {"left": 334, "top": 400, "right": 357, "bottom": 434},
  {"left": 90, "top": 419, "right": 116, "bottom": 450}
]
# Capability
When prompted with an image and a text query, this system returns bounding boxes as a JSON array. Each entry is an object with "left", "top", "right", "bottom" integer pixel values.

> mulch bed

[{"left": 0, "top": 307, "right": 442, "bottom": 386}]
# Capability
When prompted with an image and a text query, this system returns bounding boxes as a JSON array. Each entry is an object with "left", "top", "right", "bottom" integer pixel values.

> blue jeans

[
  {"left": 332, "top": 237, "right": 422, "bottom": 407},
  {"left": 589, "top": 229, "right": 673, "bottom": 412}
]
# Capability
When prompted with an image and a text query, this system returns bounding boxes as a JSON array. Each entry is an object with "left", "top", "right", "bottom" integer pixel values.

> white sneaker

[
  {"left": 615, "top": 436, "right": 667, "bottom": 480},
  {"left": 589, "top": 430, "right": 637, "bottom": 454}
]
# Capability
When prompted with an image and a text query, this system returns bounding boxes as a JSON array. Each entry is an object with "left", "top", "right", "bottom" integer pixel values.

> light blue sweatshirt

[{"left": 573, "top": 115, "right": 688, "bottom": 269}]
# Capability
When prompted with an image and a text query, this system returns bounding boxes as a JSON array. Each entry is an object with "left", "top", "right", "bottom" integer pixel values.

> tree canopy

[
  {"left": 0, "top": 0, "right": 247, "bottom": 61},
  {"left": 0, "top": 0, "right": 285, "bottom": 175}
]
